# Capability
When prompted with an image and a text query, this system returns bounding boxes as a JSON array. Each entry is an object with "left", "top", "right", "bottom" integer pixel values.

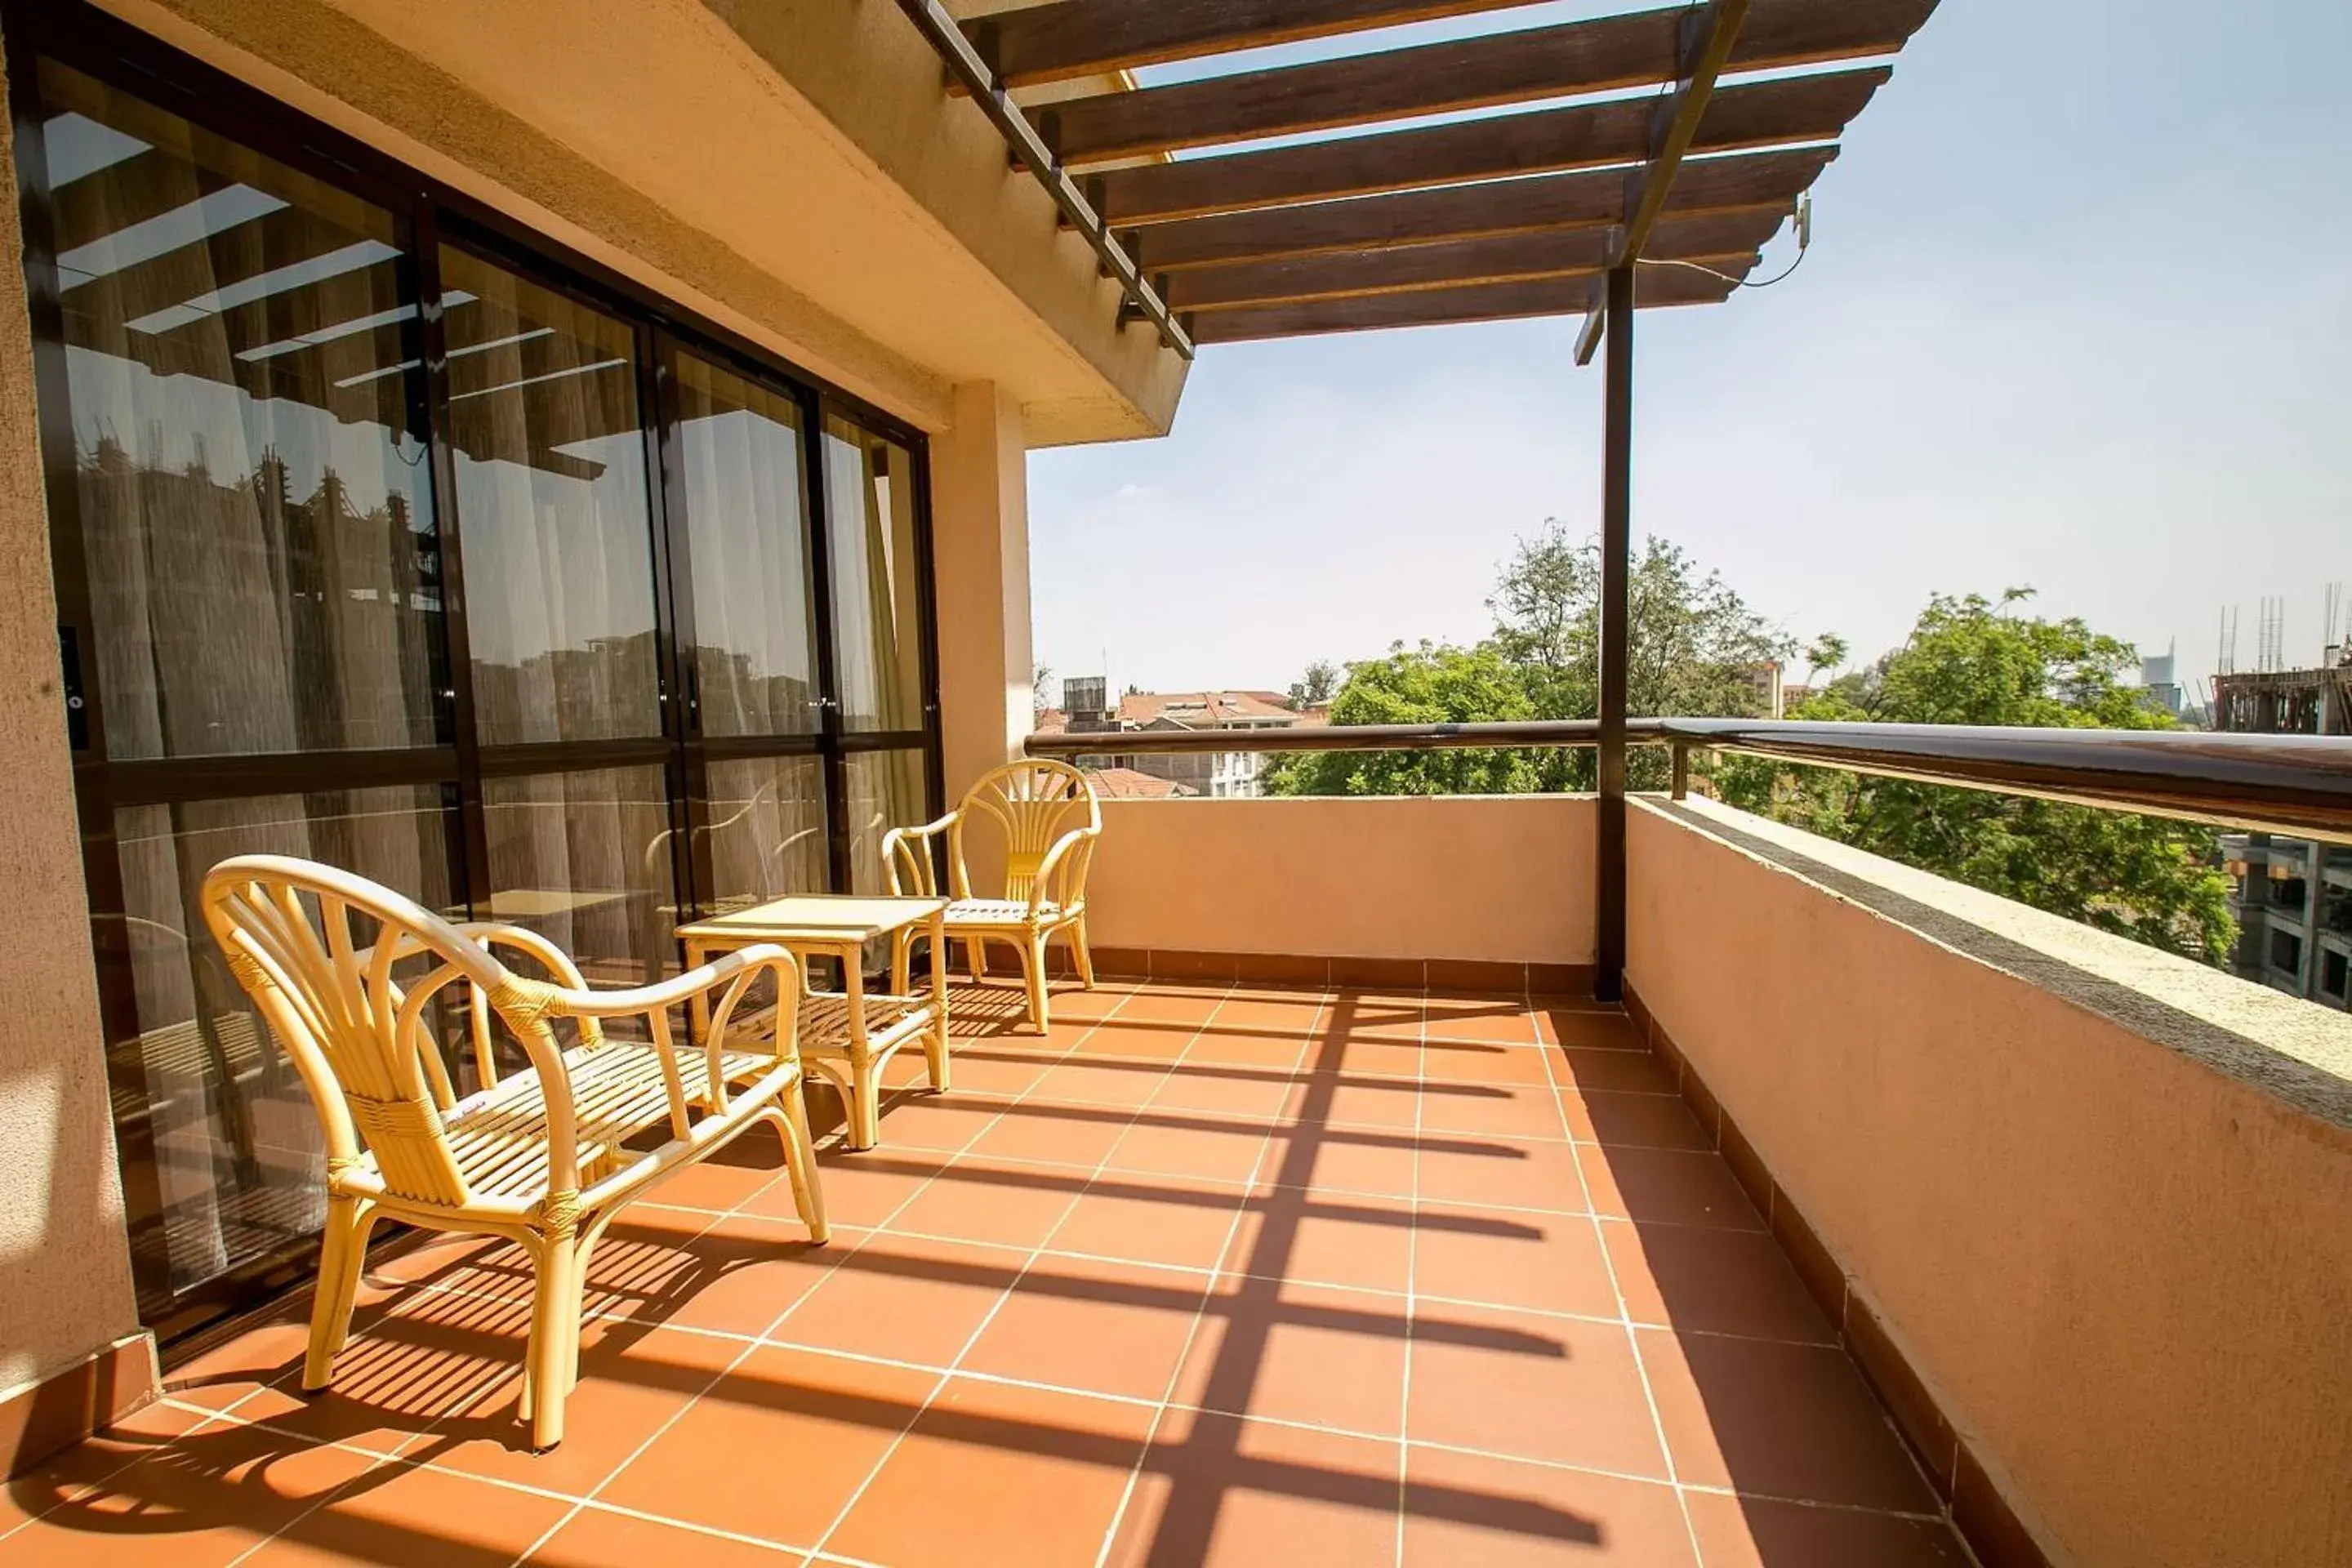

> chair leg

[
  {"left": 1070, "top": 914, "right": 1097, "bottom": 990},
  {"left": 302, "top": 1193, "right": 371, "bottom": 1391},
  {"left": 563, "top": 1220, "right": 608, "bottom": 1401},
  {"left": 967, "top": 934, "right": 987, "bottom": 984},
  {"left": 528, "top": 1229, "right": 578, "bottom": 1451},
  {"left": 775, "top": 1087, "right": 831, "bottom": 1243},
  {"left": 1020, "top": 929, "right": 1050, "bottom": 1035}
]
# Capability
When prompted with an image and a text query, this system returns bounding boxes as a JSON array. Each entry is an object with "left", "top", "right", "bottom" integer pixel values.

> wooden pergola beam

[
  {"left": 1190, "top": 262, "right": 1746, "bottom": 344},
  {"left": 1091, "top": 67, "right": 1887, "bottom": 227},
  {"left": 1577, "top": 0, "right": 1751, "bottom": 365},
  {"left": 1134, "top": 145, "right": 1837, "bottom": 272},
  {"left": 960, "top": 0, "right": 1546, "bottom": 90},
  {"left": 1048, "top": 0, "right": 1933, "bottom": 164},
  {"left": 1166, "top": 210, "right": 1784, "bottom": 313}
]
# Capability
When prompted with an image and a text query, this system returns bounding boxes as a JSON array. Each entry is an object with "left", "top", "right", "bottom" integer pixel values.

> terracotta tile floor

[{"left": 0, "top": 981, "right": 1974, "bottom": 1566}]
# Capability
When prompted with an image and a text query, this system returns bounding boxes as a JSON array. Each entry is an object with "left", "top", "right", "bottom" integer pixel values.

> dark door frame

[{"left": 4, "top": 0, "right": 944, "bottom": 1348}]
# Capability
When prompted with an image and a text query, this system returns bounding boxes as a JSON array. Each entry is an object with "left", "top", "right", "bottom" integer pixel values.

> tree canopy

[
  {"left": 1714, "top": 591, "right": 2234, "bottom": 963},
  {"left": 1268, "top": 537, "right": 2234, "bottom": 966},
  {"left": 1271, "top": 522, "right": 1790, "bottom": 795}
]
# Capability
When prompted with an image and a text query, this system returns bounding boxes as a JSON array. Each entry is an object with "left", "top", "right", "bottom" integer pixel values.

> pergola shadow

[{"left": 20, "top": 984, "right": 1627, "bottom": 1566}]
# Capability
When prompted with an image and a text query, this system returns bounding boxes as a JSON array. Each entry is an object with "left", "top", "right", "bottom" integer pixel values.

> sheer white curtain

[
  {"left": 44, "top": 59, "right": 443, "bottom": 1292},
  {"left": 677, "top": 358, "right": 817, "bottom": 739}
]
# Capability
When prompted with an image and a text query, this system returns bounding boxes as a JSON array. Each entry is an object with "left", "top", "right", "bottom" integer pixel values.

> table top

[{"left": 678, "top": 893, "right": 947, "bottom": 945}]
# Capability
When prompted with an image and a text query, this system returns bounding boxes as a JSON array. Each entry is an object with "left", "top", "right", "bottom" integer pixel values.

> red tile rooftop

[{"left": 0, "top": 981, "right": 1967, "bottom": 1567}]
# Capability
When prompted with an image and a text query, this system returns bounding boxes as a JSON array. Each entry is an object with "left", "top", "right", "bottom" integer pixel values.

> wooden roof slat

[
  {"left": 962, "top": 0, "right": 1548, "bottom": 90},
  {"left": 1575, "top": 0, "right": 1750, "bottom": 366},
  {"left": 1095, "top": 66, "right": 1886, "bottom": 226},
  {"left": 1190, "top": 262, "right": 1747, "bottom": 344},
  {"left": 1050, "top": 0, "right": 1935, "bottom": 163},
  {"left": 1166, "top": 209, "right": 1786, "bottom": 313},
  {"left": 1136, "top": 145, "right": 1836, "bottom": 272}
]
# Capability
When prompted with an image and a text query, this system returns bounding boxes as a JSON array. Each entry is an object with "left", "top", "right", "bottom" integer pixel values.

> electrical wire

[{"left": 1637, "top": 243, "right": 1810, "bottom": 290}]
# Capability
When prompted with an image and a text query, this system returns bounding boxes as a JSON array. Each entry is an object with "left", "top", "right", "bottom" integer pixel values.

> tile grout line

[
  {"left": 207, "top": 1076, "right": 804, "bottom": 1568},
  {"left": 54, "top": 989, "right": 1962, "bottom": 1568},
  {"left": 1392, "top": 983, "right": 1433, "bottom": 1567},
  {"left": 1535, "top": 1004, "right": 1712, "bottom": 1568},
  {"left": 804, "top": 978, "right": 1241, "bottom": 1566},
  {"left": 505, "top": 979, "right": 1150, "bottom": 1568},
  {"left": 1089, "top": 989, "right": 1326, "bottom": 1568},
  {"left": 146, "top": 1346, "right": 1962, "bottom": 1544}
]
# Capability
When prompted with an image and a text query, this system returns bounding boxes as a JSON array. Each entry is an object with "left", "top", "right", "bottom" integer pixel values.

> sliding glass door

[
  {"left": 822, "top": 416, "right": 938, "bottom": 895},
  {"left": 668, "top": 352, "right": 829, "bottom": 911},
  {"left": 13, "top": 21, "right": 938, "bottom": 1343}
]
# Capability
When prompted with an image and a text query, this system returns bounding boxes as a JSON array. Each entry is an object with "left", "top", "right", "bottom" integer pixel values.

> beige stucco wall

[
  {"left": 0, "top": 40, "right": 145, "bottom": 1400},
  {"left": 91, "top": 0, "right": 1187, "bottom": 443},
  {"left": 1626, "top": 797, "right": 2352, "bottom": 1568},
  {"left": 1086, "top": 795, "right": 1597, "bottom": 966},
  {"left": 929, "top": 384, "right": 1033, "bottom": 805}
]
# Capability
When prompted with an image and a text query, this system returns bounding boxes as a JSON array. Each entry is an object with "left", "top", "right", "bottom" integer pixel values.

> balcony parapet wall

[
  {"left": 1625, "top": 797, "right": 2352, "bottom": 1568},
  {"left": 1083, "top": 795, "right": 1597, "bottom": 990}
]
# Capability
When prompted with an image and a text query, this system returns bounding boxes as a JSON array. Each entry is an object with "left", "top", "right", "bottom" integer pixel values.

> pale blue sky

[{"left": 1028, "top": 0, "right": 2352, "bottom": 708}]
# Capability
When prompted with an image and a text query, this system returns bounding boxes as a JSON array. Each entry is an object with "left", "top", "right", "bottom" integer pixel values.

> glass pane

[
  {"left": 481, "top": 766, "right": 677, "bottom": 989},
  {"left": 822, "top": 416, "right": 926, "bottom": 732},
  {"left": 675, "top": 355, "right": 818, "bottom": 737},
  {"left": 38, "top": 60, "right": 443, "bottom": 760},
  {"left": 844, "top": 747, "right": 929, "bottom": 897},
  {"left": 441, "top": 249, "right": 658, "bottom": 745},
  {"left": 112, "top": 789, "right": 452, "bottom": 1298},
  {"left": 703, "top": 755, "right": 827, "bottom": 911}
]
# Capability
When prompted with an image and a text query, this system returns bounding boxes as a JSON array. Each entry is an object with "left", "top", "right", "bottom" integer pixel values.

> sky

[{"left": 1026, "top": 0, "right": 2352, "bottom": 710}]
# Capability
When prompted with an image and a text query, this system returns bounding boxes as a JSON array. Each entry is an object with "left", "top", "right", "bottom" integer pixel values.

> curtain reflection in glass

[
  {"left": 39, "top": 60, "right": 442, "bottom": 760},
  {"left": 844, "top": 748, "right": 929, "bottom": 897},
  {"left": 675, "top": 355, "right": 818, "bottom": 737},
  {"left": 702, "top": 756, "right": 827, "bottom": 912},
  {"left": 441, "top": 250, "right": 658, "bottom": 745},
  {"left": 114, "top": 791, "right": 452, "bottom": 1297},
  {"left": 822, "top": 416, "right": 925, "bottom": 732},
  {"left": 482, "top": 767, "right": 676, "bottom": 991}
]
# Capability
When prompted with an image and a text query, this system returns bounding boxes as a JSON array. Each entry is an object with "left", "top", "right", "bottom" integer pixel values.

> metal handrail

[{"left": 1024, "top": 718, "right": 2352, "bottom": 843}]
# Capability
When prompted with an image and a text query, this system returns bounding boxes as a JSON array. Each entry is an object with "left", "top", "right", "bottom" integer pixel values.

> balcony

[{"left": 7, "top": 767, "right": 2349, "bottom": 1568}]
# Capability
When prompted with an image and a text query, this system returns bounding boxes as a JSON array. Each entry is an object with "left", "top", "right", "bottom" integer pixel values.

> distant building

[
  {"left": 1748, "top": 659, "right": 1786, "bottom": 719},
  {"left": 2211, "top": 642, "right": 2352, "bottom": 1009},
  {"left": 2139, "top": 649, "right": 2185, "bottom": 720},
  {"left": 2210, "top": 651, "right": 2351, "bottom": 735},
  {"left": 1084, "top": 767, "right": 1197, "bottom": 800},
  {"left": 2221, "top": 834, "right": 2352, "bottom": 1011},
  {"left": 1049, "top": 679, "right": 1313, "bottom": 798}
]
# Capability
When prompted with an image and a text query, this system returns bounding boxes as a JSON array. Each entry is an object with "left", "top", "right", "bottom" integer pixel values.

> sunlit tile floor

[{"left": 0, "top": 981, "right": 1973, "bottom": 1566}]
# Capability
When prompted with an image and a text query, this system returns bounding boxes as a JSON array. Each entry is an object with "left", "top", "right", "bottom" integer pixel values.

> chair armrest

[
  {"left": 497, "top": 944, "right": 803, "bottom": 1154},
  {"left": 883, "top": 811, "right": 960, "bottom": 897},
  {"left": 1027, "top": 826, "right": 1102, "bottom": 918},
  {"left": 535, "top": 943, "right": 796, "bottom": 1022}
]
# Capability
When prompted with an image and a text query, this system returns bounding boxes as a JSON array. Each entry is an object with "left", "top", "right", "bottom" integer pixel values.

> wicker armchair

[
  {"left": 883, "top": 760, "right": 1101, "bottom": 1033},
  {"left": 200, "top": 854, "right": 826, "bottom": 1452}
]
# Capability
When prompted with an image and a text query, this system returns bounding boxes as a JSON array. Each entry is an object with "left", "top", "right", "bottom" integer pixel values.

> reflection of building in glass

[
  {"left": 78, "top": 442, "right": 445, "bottom": 757},
  {"left": 468, "top": 630, "right": 663, "bottom": 743},
  {"left": 2221, "top": 834, "right": 2352, "bottom": 1011}
]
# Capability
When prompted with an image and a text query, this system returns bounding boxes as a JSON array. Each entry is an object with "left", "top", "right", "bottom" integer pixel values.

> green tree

[
  {"left": 1490, "top": 525, "right": 1793, "bottom": 787},
  {"left": 1266, "top": 641, "right": 1544, "bottom": 796},
  {"left": 1287, "top": 659, "right": 1340, "bottom": 710},
  {"left": 1272, "top": 527, "right": 1788, "bottom": 795},
  {"left": 1716, "top": 591, "right": 2235, "bottom": 963}
]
